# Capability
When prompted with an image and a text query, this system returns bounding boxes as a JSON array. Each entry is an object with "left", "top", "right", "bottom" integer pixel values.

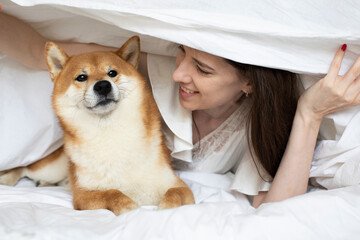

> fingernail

[{"left": 341, "top": 44, "right": 347, "bottom": 51}]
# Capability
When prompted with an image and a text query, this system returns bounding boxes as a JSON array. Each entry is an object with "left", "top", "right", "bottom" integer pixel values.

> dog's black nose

[{"left": 94, "top": 80, "right": 112, "bottom": 96}]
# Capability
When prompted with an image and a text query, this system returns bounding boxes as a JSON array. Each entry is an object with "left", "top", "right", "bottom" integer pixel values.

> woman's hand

[{"left": 298, "top": 44, "right": 360, "bottom": 124}]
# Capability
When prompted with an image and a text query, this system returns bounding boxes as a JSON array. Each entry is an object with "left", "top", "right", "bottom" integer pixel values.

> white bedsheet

[
  {"left": 0, "top": 172, "right": 359, "bottom": 240},
  {"left": 6, "top": 0, "right": 360, "bottom": 75},
  {"left": 1, "top": 1, "right": 360, "bottom": 239}
]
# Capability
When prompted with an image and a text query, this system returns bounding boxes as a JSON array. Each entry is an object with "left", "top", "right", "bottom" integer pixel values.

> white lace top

[
  {"left": 147, "top": 53, "right": 271, "bottom": 195},
  {"left": 172, "top": 103, "right": 247, "bottom": 172}
]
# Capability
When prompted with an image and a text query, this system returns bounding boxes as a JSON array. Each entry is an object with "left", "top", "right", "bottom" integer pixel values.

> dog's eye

[
  {"left": 75, "top": 74, "right": 88, "bottom": 82},
  {"left": 108, "top": 70, "right": 118, "bottom": 78}
]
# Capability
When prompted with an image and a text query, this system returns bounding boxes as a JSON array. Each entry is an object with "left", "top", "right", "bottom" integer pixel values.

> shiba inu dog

[{"left": 0, "top": 36, "right": 195, "bottom": 215}]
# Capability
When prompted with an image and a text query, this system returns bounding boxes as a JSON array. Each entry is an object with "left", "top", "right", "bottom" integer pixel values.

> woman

[{"left": 1, "top": 13, "right": 359, "bottom": 208}]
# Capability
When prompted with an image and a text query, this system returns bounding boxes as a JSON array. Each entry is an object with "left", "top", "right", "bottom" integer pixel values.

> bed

[
  {"left": 1, "top": 0, "right": 360, "bottom": 239},
  {"left": 1, "top": 174, "right": 360, "bottom": 239}
]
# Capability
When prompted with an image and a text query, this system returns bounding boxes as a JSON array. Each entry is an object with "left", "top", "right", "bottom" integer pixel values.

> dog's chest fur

[{"left": 58, "top": 81, "right": 176, "bottom": 205}]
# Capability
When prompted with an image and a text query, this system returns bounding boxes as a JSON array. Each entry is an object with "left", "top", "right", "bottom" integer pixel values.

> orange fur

[
  {"left": 158, "top": 186, "right": 195, "bottom": 210},
  {"left": 69, "top": 161, "right": 139, "bottom": 215},
  {"left": 27, "top": 146, "right": 64, "bottom": 172}
]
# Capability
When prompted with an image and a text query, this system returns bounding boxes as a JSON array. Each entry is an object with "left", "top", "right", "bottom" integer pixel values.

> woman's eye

[
  {"left": 108, "top": 70, "right": 118, "bottom": 78},
  {"left": 75, "top": 74, "right": 88, "bottom": 82},
  {"left": 196, "top": 65, "right": 211, "bottom": 75}
]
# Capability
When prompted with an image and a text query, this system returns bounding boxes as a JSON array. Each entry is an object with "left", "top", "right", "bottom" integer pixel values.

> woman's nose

[{"left": 172, "top": 60, "right": 192, "bottom": 84}]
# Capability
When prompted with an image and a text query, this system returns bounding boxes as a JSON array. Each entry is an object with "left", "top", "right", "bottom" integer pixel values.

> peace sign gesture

[{"left": 299, "top": 44, "right": 360, "bottom": 123}]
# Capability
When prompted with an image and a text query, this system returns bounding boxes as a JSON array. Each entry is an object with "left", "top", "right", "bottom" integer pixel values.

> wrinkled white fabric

[
  {"left": 7, "top": 0, "right": 360, "bottom": 75},
  {"left": 146, "top": 54, "right": 193, "bottom": 162},
  {"left": 0, "top": 57, "right": 63, "bottom": 170},
  {"left": 310, "top": 107, "right": 360, "bottom": 189},
  {"left": 0, "top": 176, "right": 360, "bottom": 240}
]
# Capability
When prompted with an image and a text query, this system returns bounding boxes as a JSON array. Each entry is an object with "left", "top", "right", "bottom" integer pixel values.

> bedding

[
  {"left": 1, "top": 0, "right": 360, "bottom": 239},
  {"left": 1, "top": 172, "right": 360, "bottom": 239}
]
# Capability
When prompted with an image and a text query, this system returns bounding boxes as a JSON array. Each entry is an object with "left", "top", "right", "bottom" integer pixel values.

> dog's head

[{"left": 46, "top": 36, "right": 141, "bottom": 118}]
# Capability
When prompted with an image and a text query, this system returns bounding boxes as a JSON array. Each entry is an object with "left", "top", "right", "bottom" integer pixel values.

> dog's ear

[
  {"left": 116, "top": 36, "right": 140, "bottom": 68},
  {"left": 45, "top": 42, "right": 69, "bottom": 81}
]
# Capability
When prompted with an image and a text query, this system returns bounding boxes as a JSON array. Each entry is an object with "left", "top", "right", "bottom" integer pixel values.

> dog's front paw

[
  {"left": 158, "top": 187, "right": 195, "bottom": 210},
  {"left": 158, "top": 196, "right": 182, "bottom": 210},
  {"left": 73, "top": 189, "right": 140, "bottom": 216},
  {"left": 111, "top": 200, "right": 139, "bottom": 216},
  {"left": 0, "top": 168, "right": 24, "bottom": 186},
  {"left": 107, "top": 190, "right": 140, "bottom": 215}
]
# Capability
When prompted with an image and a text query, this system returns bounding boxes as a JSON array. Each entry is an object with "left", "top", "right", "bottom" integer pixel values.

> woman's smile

[{"left": 179, "top": 85, "right": 199, "bottom": 98}]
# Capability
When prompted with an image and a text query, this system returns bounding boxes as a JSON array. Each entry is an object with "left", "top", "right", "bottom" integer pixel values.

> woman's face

[{"left": 172, "top": 45, "right": 250, "bottom": 112}]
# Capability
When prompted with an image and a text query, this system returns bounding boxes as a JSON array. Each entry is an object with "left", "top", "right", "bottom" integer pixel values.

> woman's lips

[{"left": 179, "top": 86, "right": 199, "bottom": 98}]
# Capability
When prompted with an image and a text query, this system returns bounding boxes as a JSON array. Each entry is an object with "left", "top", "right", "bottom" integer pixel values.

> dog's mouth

[
  {"left": 85, "top": 97, "right": 118, "bottom": 113},
  {"left": 95, "top": 98, "right": 116, "bottom": 107}
]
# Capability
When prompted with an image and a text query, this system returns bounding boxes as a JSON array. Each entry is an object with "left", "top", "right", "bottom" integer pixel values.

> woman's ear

[
  {"left": 241, "top": 75, "right": 253, "bottom": 95},
  {"left": 244, "top": 82, "right": 253, "bottom": 94}
]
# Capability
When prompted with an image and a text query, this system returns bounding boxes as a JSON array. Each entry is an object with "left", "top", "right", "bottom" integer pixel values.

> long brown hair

[{"left": 227, "top": 60, "right": 299, "bottom": 179}]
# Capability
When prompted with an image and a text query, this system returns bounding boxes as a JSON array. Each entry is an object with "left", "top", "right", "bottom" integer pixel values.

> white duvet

[
  {"left": 1, "top": 0, "right": 360, "bottom": 239},
  {"left": 1, "top": 172, "right": 360, "bottom": 240}
]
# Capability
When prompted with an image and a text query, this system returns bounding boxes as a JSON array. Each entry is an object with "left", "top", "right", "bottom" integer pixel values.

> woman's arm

[
  {"left": 0, "top": 12, "right": 117, "bottom": 70},
  {"left": 0, "top": 12, "right": 47, "bottom": 69},
  {"left": 253, "top": 109, "right": 320, "bottom": 207},
  {"left": 253, "top": 45, "right": 360, "bottom": 208},
  {"left": 0, "top": 13, "right": 148, "bottom": 78}
]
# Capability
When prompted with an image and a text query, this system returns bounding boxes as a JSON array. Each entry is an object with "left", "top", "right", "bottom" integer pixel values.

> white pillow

[{"left": 0, "top": 56, "right": 63, "bottom": 171}]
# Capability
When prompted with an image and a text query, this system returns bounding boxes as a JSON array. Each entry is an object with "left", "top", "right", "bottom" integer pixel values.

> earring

[{"left": 244, "top": 91, "right": 249, "bottom": 97}]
